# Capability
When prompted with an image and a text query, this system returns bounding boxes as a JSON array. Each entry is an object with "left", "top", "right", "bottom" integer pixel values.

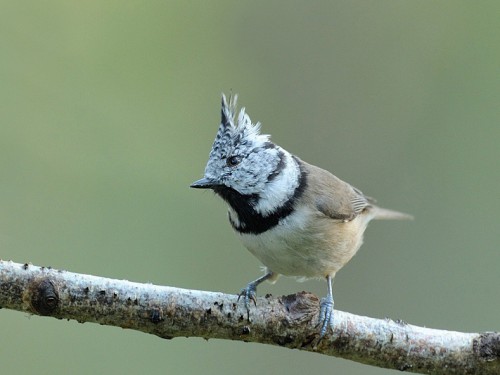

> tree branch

[{"left": 0, "top": 260, "right": 498, "bottom": 374}]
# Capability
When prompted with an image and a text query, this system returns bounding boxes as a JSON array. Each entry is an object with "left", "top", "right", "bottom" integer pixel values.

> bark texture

[{"left": 0, "top": 260, "right": 498, "bottom": 374}]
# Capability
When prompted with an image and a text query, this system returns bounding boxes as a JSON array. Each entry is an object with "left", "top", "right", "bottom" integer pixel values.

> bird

[{"left": 190, "top": 94, "right": 412, "bottom": 338}]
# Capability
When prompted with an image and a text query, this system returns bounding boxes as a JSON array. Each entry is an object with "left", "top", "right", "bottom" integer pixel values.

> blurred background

[{"left": 1, "top": 1, "right": 499, "bottom": 374}]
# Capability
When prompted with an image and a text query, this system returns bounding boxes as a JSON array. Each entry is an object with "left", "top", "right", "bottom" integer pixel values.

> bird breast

[{"left": 236, "top": 204, "right": 370, "bottom": 279}]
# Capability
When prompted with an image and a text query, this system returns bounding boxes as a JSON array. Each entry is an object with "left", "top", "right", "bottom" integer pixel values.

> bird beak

[{"left": 190, "top": 177, "right": 217, "bottom": 189}]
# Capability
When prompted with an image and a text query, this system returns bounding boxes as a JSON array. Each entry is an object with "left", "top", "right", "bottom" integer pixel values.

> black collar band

[{"left": 214, "top": 156, "right": 307, "bottom": 235}]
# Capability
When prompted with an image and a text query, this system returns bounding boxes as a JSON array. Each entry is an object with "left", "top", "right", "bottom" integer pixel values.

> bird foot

[
  {"left": 237, "top": 282, "right": 258, "bottom": 319},
  {"left": 318, "top": 295, "right": 335, "bottom": 338}
]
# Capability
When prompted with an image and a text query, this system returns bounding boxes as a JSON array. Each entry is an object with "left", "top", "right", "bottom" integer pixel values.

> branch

[{"left": 0, "top": 260, "right": 498, "bottom": 374}]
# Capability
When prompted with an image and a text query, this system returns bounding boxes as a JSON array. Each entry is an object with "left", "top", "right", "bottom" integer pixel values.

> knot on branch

[
  {"left": 280, "top": 291, "right": 319, "bottom": 325},
  {"left": 29, "top": 278, "right": 59, "bottom": 315},
  {"left": 474, "top": 332, "right": 500, "bottom": 362}
]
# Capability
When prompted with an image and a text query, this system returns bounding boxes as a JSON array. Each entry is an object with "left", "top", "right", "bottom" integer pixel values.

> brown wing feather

[{"left": 298, "top": 159, "right": 372, "bottom": 221}]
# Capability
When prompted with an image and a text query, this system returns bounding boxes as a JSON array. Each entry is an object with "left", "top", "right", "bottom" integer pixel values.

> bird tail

[{"left": 371, "top": 206, "right": 413, "bottom": 221}]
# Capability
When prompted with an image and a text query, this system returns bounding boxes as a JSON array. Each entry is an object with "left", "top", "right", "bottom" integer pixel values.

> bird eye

[{"left": 226, "top": 155, "right": 241, "bottom": 167}]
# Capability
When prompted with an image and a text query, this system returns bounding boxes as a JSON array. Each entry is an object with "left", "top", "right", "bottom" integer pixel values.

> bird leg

[{"left": 318, "top": 275, "right": 335, "bottom": 338}]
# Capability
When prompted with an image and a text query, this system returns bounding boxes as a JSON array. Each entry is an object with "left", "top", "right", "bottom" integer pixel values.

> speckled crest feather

[{"left": 214, "top": 94, "right": 270, "bottom": 159}]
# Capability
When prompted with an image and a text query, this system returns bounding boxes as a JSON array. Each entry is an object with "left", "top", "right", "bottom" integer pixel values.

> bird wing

[{"left": 300, "top": 160, "right": 372, "bottom": 221}]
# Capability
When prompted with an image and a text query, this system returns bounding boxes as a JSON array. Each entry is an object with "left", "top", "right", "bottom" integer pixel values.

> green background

[{"left": 1, "top": 2, "right": 499, "bottom": 374}]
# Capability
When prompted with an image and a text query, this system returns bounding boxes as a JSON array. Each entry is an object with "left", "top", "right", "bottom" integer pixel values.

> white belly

[{"left": 235, "top": 206, "right": 369, "bottom": 278}]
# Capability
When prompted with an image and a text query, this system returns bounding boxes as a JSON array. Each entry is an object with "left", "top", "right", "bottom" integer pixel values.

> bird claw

[
  {"left": 318, "top": 295, "right": 335, "bottom": 338},
  {"left": 238, "top": 282, "right": 258, "bottom": 316},
  {"left": 236, "top": 272, "right": 274, "bottom": 321}
]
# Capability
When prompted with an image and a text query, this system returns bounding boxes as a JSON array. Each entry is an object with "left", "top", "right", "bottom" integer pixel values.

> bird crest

[{"left": 209, "top": 94, "right": 270, "bottom": 162}]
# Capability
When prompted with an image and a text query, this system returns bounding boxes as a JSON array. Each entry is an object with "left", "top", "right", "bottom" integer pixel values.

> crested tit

[{"left": 191, "top": 94, "right": 412, "bottom": 337}]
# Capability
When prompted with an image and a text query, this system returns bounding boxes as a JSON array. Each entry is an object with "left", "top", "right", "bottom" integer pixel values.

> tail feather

[{"left": 371, "top": 206, "right": 413, "bottom": 221}]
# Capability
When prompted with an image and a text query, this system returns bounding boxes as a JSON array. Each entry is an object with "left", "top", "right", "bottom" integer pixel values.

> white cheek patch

[{"left": 254, "top": 151, "right": 300, "bottom": 216}]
